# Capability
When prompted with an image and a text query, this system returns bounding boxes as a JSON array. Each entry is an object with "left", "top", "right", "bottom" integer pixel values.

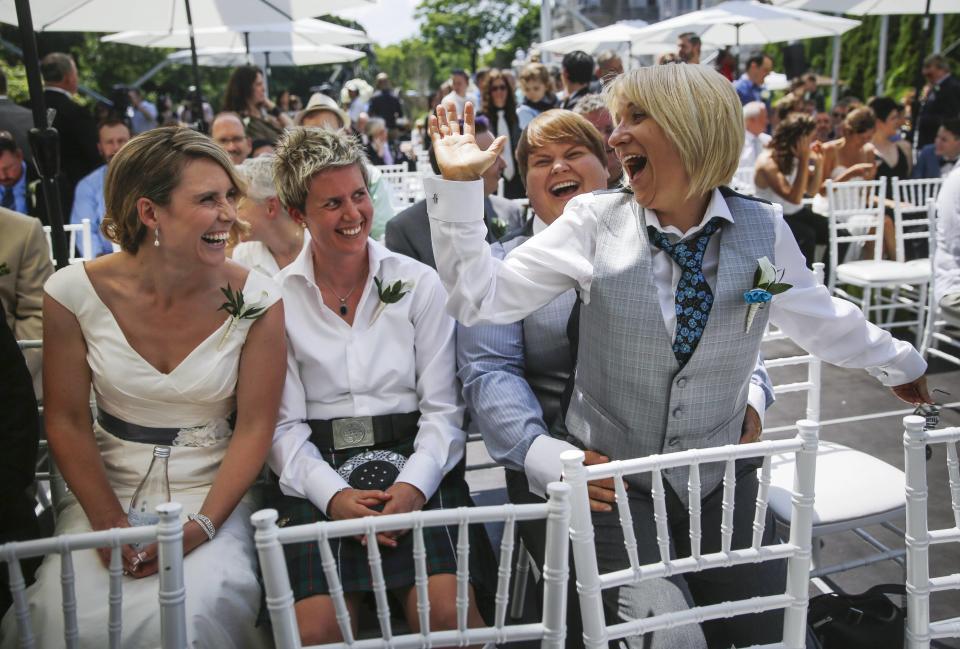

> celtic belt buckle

[{"left": 332, "top": 416, "right": 375, "bottom": 451}]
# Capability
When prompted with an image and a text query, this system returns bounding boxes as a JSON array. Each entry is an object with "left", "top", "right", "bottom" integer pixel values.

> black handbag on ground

[{"left": 807, "top": 583, "right": 905, "bottom": 649}]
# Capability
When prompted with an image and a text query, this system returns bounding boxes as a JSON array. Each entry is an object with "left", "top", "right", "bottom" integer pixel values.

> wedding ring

[{"left": 136, "top": 551, "right": 148, "bottom": 563}]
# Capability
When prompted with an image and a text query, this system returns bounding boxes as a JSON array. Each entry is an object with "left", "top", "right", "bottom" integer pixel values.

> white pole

[
  {"left": 830, "top": 34, "right": 841, "bottom": 108},
  {"left": 561, "top": 450, "right": 607, "bottom": 649},
  {"left": 933, "top": 14, "right": 944, "bottom": 53},
  {"left": 540, "top": 0, "right": 553, "bottom": 64},
  {"left": 156, "top": 502, "right": 187, "bottom": 649},
  {"left": 876, "top": 15, "right": 889, "bottom": 98},
  {"left": 903, "top": 415, "right": 932, "bottom": 649},
  {"left": 251, "top": 509, "right": 301, "bottom": 649},
  {"left": 782, "top": 421, "right": 819, "bottom": 648},
  {"left": 541, "top": 483, "right": 571, "bottom": 649}
]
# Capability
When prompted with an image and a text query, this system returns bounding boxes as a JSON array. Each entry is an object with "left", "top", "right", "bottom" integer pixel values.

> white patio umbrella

[
  {"left": 102, "top": 18, "right": 371, "bottom": 49},
  {"left": 625, "top": 1, "right": 860, "bottom": 49},
  {"left": 0, "top": 0, "right": 376, "bottom": 32},
  {"left": 167, "top": 44, "right": 365, "bottom": 68},
  {"left": 626, "top": 1, "right": 860, "bottom": 102},
  {"left": 538, "top": 20, "right": 661, "bottom": 57}
]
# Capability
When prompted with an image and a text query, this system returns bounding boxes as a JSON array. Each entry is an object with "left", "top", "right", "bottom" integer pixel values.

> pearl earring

[{"left": 154, "top": 227, "right": 160, "bottom": 247}]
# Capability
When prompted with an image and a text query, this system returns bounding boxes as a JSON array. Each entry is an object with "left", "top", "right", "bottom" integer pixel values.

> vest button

[
  {"left": 676, "top": 377, "right": 688, "bottom": 388},
  {"left": 673, "top": 407, "right": 683, "bottom": 418},
  {"left": 668, "top": 436, "right": 680, "bottom": 447}
]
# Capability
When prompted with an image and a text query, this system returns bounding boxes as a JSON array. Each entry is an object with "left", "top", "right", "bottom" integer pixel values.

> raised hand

[{"left": 429, "top": 101, "right": 507, "bottom": 182}]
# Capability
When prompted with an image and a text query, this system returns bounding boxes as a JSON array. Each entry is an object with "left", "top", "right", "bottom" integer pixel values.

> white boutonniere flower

[
  {"left": 744, "top": 257, "right": 792, "bottom": 333},
  {"left": 217, "top": 283, "right": 268, "bottom": 350},
  {"left": 371, "top": 277, "right": 414, "bottom": 325}
]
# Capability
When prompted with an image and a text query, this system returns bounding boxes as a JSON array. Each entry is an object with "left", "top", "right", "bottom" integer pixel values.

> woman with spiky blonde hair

[{"left": 424, "top": 63, "right": 930, "bottom": 648}]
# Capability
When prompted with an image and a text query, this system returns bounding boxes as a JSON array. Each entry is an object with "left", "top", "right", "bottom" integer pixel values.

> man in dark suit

[
  {"left": 559, "top": 51, "right": 598, "bottom": 111},
  {"left": 914, "top": 118, "right": 960, "bottom": 180},
  {"left": 385, "top": 117, "right": 523, "bottom": 269},
  {"left": 39, "top": 52, "right": 100, "bottom": 215},
  {"left": 0, "top": 69, "right": 34, "bottom": 162},
  {"left": 367, "top": 73, "right": 405, "bottom": 133},
  {"left": 916, "top": 54, "right": 960, "bottom": 150}
]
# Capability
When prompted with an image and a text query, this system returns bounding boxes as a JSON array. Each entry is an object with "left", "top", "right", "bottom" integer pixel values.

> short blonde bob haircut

[
  {"left": 604, "top": 64, "right": 743, "bottom": 199},
  {"left": 515, "top": 109, "right": 607, "bottom": 186},
  {"left": 102, "top": 126, "right": 243, "bottom": 254},
  {"left": 273, "top": 127, "right": 369, "bottom": 213}
]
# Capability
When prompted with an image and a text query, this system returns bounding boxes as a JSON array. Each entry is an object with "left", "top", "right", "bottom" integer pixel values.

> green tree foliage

[
  {"left": 415, "top": 0, "right": 526, "bottom": 73},
  {"left": 769, "top": 14, "right": 960, "bottom": 107},
  {"left": 484, "top": 1, "right": 539, "bottom": 69}
]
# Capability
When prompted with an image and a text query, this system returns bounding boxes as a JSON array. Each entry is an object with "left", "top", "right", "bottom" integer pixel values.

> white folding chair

[
  {"left": 383, "top": 170, "right": 425, "bottom": 211},
  {"left": 375, "top": 163, "right": 407, "bottom": 177},
  {"left": 921, "top": 201, "right": 960, "bottom": 367},
  {"left": 892, "top": 177, "right": 942, "bottom": 265},
  {"left": 415, "top": 148, "right": 431, "bottom": 175},
  {"left": 903, "top": 415, "right": 960, "bottom": 649},
  {"left": 826, "top": 178, "right": 930, "bottom": 345},
  {"left": 1, "top": 502, "right": 187, "bottom": 649},
  {"left": 731, "top": 166, "right": 756, "bottom": 195},
  {"left": 42, "top": 219, "right": 93, "bottom": 264},
  {"left": 561, "top": 422, "right": 819, "bottom": 649},
  {"left": 252, "top": 483, "right": 571, "bottom": 649},
  {"left": 761, "top": 319, "right": 907, "bottom": 587}
]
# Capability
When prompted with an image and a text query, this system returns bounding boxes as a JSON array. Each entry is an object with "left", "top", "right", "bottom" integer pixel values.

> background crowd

[{"left": 0, "top": 21, "right": 958, "bottom": 649}]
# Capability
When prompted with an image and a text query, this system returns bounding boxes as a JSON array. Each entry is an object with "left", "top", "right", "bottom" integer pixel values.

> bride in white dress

[{"left": 0, "top": 127, "right": 285, "bottom": 648}]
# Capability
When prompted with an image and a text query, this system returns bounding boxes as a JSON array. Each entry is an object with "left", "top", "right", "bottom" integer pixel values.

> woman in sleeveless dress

[
  {"left": 754, "top": 113, "right": 825, "bottom": 268},
  {"left": 0, "top": 127, "right": 286, "bottom": 648}
]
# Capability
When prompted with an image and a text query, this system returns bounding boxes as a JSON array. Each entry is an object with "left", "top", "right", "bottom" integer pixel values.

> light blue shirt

[
  {"left": 1, "top": 161, "right": 29, "bottom": 214},
  {"left": 70, "top": 165, "right": 113, "bottom": 257}
]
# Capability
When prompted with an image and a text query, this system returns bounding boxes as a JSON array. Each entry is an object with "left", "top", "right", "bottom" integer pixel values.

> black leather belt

[{"left": 308, "top": 411, "right": 420, "bottom": 452}]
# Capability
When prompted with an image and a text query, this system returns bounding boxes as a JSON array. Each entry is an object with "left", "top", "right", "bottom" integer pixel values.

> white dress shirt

[
  {"left": 424, "top": 178, "right": 926, "bottom": 390},
  {"left": 739, "top": 131, "right": 771, "bottom": 170},
  {"left": 935, "top": 167, "right": 960, "bottom": 302},
  {"left": 270, "top": 239, "right": 467, "bottom": 514}
]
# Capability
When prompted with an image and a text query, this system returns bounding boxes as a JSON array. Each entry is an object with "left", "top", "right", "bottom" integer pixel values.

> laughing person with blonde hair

[{"left": 425, "top": 64, "right": 930, "bottom": 648}]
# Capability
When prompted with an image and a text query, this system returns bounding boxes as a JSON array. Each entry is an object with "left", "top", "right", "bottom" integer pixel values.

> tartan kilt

[{"left": 269, "top": 436, "right": 497, "bottom": 605}]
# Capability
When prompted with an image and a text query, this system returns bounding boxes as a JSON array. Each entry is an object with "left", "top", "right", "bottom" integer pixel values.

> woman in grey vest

[{"left": 423, "top": 64, "right": 930, "bottom": 648}]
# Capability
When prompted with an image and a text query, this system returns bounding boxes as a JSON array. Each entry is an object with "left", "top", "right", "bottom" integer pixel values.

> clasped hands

[
  {"left": 327, "top": 482, "right": 427, "bottom": 548},
  {"left": 92, "top": 511, "right": 212, "bottom": 580}
]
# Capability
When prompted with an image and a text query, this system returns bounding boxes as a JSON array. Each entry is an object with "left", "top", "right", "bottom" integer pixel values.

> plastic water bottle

[{"left": 128, "top": 446, "right": 171, "bottom": 533}]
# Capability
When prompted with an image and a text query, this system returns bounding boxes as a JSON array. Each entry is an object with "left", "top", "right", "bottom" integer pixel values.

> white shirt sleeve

[
  {"left": 424, "top": 177, "right": 595, "bottom": 326},
  {"left": 394, "top": 270, "right": 467, "bottom": 500},
  {"left": 768, "top": 207, "right": 926, "bottom": 386},
  {"left": 268, "top": 342, "right": 349, "bottom": 514}
]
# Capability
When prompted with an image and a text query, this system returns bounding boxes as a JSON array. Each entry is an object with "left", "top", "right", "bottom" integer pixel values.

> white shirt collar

[
  {"left": 640, "top": 187, "right": 734, "bottom": 240},
  {"left": 532, "top": 214, "right": 548, "bottom": 235},
  {"left": 45, "top": 86, "right": 73, "bottom": 98},
  {"left": 279, "top": 236, "right": 397, "bottom": 289}
]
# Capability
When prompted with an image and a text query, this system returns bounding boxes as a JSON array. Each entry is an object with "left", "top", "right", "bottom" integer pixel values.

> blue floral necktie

[
  {"left": 647, "top": 217, "right": 723, "bottom": 369},
  {"left": 1, "top": 186, "right": 14, "bottom": 211}
]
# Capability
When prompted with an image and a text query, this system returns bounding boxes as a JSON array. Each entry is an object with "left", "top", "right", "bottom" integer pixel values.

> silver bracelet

[{"left": 187, "top": 513, "right": 216, "bottom": 541}]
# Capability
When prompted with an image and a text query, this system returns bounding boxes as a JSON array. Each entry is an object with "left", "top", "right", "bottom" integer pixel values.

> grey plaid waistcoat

[{"left": 565, "top": 188, "right": 777, "bottom": 503}]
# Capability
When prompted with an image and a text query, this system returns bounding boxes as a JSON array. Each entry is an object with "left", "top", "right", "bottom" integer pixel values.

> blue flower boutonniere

[{"left": 744, "top": 257, "right": 791, "bottom": 333}]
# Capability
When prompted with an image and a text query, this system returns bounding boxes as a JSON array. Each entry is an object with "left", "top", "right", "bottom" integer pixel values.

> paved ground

[{"left": 465, "top": 335, "right": 960, "bottom": 647}]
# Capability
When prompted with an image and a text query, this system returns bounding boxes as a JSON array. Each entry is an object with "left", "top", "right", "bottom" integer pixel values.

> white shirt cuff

[
  {"left": 747, "top": 383, "right": 767, "bottom": 428},
  {"left": 523, "top": 435, "right": 580, "bottom": 498},
  {"left": 301, "top": 464, "right": 351, "bottom": 516},
  {"left": 396, "top": 451, "right": 444, "bottom": 502},
  {"left": 865, "top": 340, "right": 927, "bottom": 387},
  {"left": 423, "top": 177, "right": 485, "bottom": 223}
]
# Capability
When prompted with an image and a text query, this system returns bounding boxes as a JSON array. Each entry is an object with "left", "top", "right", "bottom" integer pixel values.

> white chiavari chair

[
  {"left": 252, "top": 482, "right": 571, "bottom": 649},
  {"left": 415, "top": 149, "right": 431, "bottom": 175},
  {"left": 561, "top": 422, "right": 819, "bottom": 649},
  {"left": 731, "top": 167, "right": 756, "bottom": 195},
  {"left": 1, "top": 502, "right": 187, "bottom": 649},
  {"left": 375, "top": 163, "right": 407, "bottom": 177},
  {"left": 903, "top": 415, "right": 960, "bottom": 649},
  {"left": 826, "top": 178, "right": 930, "bottom": 344},
  {"left": 762, "top": 320, "right": 907, "bottom": 587},
  {"left": 921, "top": 201, "right": 960, "bottom": 367},
  {"left": 42, "top": 219, "right": 93, "bottom": 265},
  {"left": 383, "top": 170, "right": 425, "bottom": 211},
  {"left": 893, "top": 177, "right": 942, "bottom": 265}
]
